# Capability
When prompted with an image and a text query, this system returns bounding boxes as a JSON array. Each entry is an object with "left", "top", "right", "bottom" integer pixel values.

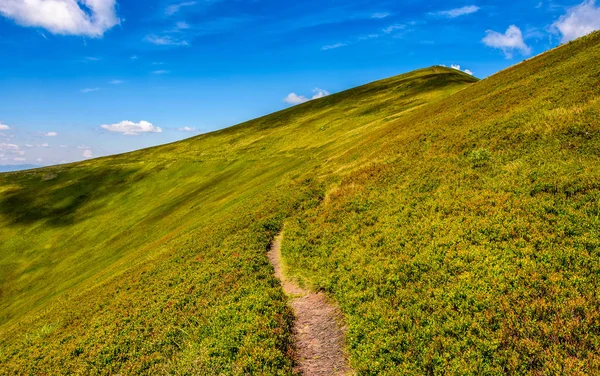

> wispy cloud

[
  {"left": 483, "top": 25, "right": 531, "bottom": 58},
  {"left": 178, "top": 126, "right": 196, "bottom": 132},
  {"left": 109, "top": 80, "right": 124, "bottom": 84},
  {"left": 552, "top": 0, "right": 600, "bottom": 43},
  {"left": 165, "top": 1, "right": 197, "bottom": 16},
  {"left": 321, "top": 21, "right": 410, "bottom": 52},
  {"left": 45, "top": 132, "right": 58, "bottom": 137},
  {"left": 0, "top": 123, "right": 10, "bottom": 130},
  {"left": 431, "top": 5, "right": 480, "bottom": 18},
  {"left": 322, "top": 42, "right": 348, "bottom": 50},
  {"left": 175, "top": 21, "right": 191, "bottom": 30},
  {"left": 145, "top": 35, "right": 189, "bottom": 46},
  {"left": 0, "top": 142, "right": 24, "bottom": 156},
  {"left": 371, "top": 12, "right": 390, "bottom": 19},
  {"left": 383, "top": 24, "right": 406, "bottom": 34},
  {"left": 152, "top": 70, "right": 170, "bottom": 75},
  {"left": 81, "top": 87, "right": 100, "bottom": 93}
]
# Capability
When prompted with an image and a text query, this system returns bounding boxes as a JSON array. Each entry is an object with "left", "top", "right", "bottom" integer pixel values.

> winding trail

[{"left": 268, "top": 233, "right": 351, "bottom": 376}]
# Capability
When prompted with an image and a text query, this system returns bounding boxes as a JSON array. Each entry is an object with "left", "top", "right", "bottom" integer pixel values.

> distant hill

[
  {"left": 1, "top": 31, "right": 599, "bottom": 375},
  {"left": 0, "top": 164, "right": 41, "bottom": 173}
]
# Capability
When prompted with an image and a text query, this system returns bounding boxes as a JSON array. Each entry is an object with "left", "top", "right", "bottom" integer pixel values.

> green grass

[{"left": 1, "top": 31, "right": 600, "bottom": 374}]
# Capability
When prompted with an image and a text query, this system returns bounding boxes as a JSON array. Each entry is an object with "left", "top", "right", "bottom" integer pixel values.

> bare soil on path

[{"left": 267, "top": 233, "right": 351, "bottom": 376}]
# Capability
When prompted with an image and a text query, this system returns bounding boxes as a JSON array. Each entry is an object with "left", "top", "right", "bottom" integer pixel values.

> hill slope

[{"left": 1, "top": 32, "right": 600, "bottom": 374}]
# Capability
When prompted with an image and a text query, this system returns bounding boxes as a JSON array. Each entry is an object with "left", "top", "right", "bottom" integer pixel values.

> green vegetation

[{"left": 1, "top": 31, "right": 600, "bottom": 374}]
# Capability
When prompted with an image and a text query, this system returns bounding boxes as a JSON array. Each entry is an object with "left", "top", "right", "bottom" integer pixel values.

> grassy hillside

[
  {"left": 284, "top": 33, "right": 600, "bottom": 374},
  {"left": 0, "top": 67, "right": 473, "bottom": 374},
  {"left": 0, "top": 31, "right": 599, "bottom": 374}
]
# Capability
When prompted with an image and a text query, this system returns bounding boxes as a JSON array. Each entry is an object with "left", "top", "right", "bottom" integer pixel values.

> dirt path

[{"left": 268, "top": 233, "right": 351, "bottom": 376}]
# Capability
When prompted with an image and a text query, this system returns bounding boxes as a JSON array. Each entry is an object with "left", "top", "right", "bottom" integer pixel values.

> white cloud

[
  {"left": 59, "top": 144, "right": 68, "bottom": 148},
  {"left": 284, "top": 93, "right": 309, "bottom": 105},
  {"left": 383, "top": 24, "right": 406, "bottom": 34},
  {"left": 13, "top": 157, "right": 26, "bottom": 161},
  {"left": 130, "top": 55, "right": 138, "bottom": 60},
  {"left": 178, "top": 126, "right": 196, "bottom": 132},
  {"left": 77, "top": 145, "right": 90, "bottom": 149},
  {"left": 40, "top": 143, "right": 49, "bottom": 147},
  {"left": 482, "top": 25, "right": 531, "bottom": 58},
  {"left": 100, "top": 120, "right": 162, "bottom": 135},
  {"left": 431, "top": 5, "right": 480, "bottom": 18},
  {"left": 284, "top": 88, "right": 331, "bottom": 105},
  {"left": 152, "top": 69, "right": 170, "bottom": 75},
  {"left": 81, "top": 87, "right": 100, "bottom": 93},
  {"left": 45, "top": 131, "right": 58, "bottom": 137},
  {"left": 552, "top": 0, "right": 600, "bottom": 43},
  {"left": 82, "top": 149, "right": 93, "bottom": 158},
  {"left": 109, "top": 79, "right": 124, "bottom": 84},
  {"left": 449, "top": 64, "right": 474, "bottom": 76},
  {"left": 0, "top": 142, "right": 25, "bottom": 156},
  {"left": 165, "top": 1, "right": 197, "bottom": 16},
  {"left": 0, "top": 0, "right": 119, "bottom": 37},
  {"left": 36, "top": 158, "right": 43, "bottom": 162},
  {"left": 311, "top": 88, "right": 330, "bottom": 99},
  {"left": 322, "top": 42, "right": 347, "bottom": 50},
  {"left": 0, "top": 123, "right": 9, "bottom": 130},
  {"left": 372, "top": 12, "right": 390, "bottom": 19},
  {"left": 145, "top": 35, "right": 189, "bottom": 46}
]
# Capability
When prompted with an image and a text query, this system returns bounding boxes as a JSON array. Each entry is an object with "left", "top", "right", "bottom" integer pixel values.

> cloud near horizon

[
  {"left": 0, "top": 0, "right": 119, "bottom": 37},
  {"left": 101, "top": 120, "right": 162, "bottom": 135},
  {"left": 0, "top": 143, "right": 25, "bottom": 159},
  {"left": 449, "top": 64, "right": 474, "bottom": 76},
  {"left": 284, "top": 88, "right": 330, "bottom": 105}
]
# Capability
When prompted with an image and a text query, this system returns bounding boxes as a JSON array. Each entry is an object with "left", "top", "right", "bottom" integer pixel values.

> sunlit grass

[{"left": 1, "top": 31, "right": 600, "bottom": 374}]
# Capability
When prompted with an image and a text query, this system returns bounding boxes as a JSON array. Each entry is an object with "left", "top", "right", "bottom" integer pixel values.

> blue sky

[{"left": 0, "top": 0, "right": 599, "bottom": 167}]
